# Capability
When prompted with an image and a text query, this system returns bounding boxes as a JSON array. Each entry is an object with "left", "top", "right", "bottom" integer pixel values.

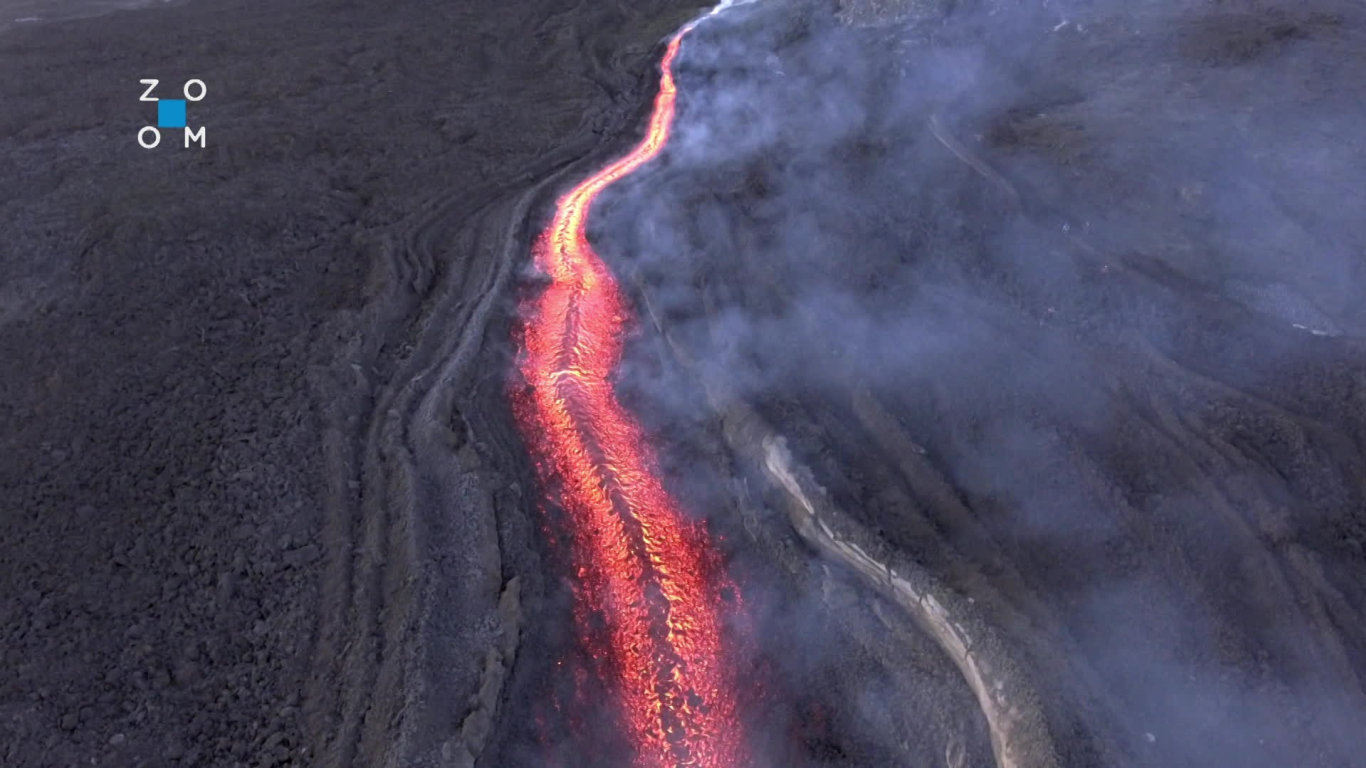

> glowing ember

[{"left": 512, "top": 23, "right": 744, "bottom": 768}]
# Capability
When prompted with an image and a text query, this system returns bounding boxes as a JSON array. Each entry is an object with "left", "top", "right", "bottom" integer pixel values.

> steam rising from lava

[{"left": 588, "top": 0, "right": 1366, "bottom": 765}]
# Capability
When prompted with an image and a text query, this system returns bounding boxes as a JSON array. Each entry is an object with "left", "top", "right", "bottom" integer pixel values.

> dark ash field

[{"left": 2, "top": 0, "right": 1364, "bottom": 766}]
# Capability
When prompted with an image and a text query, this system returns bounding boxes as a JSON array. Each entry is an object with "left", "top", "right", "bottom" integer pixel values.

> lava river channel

[{"left": 511, "top": 21, "right": 747, "bottom": 768}]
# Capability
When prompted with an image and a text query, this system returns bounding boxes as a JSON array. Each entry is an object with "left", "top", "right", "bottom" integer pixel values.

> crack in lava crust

[{"left": 512, "top": 26, "right": 745, "bottom": 768}]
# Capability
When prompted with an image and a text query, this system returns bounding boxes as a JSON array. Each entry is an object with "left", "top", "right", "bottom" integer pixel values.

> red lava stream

[{"left": 512, "top": 21, "right": 746, "bottom": 768}]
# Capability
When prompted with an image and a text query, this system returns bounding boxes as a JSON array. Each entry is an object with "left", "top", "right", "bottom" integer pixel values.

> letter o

[
  {"left": 138, "top": 126, "right": 161, "bottom": 149},
  {"left": 183, "top": 79, "right": 207, "bottom": 102}
]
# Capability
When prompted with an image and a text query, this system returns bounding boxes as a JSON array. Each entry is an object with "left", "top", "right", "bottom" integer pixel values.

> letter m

[{"left": 184, "top": 126, "right": 206, "bottom": 148}]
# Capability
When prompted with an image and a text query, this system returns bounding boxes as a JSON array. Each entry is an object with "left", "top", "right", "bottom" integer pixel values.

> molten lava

[{"left": 513, "top": 23, "right": 744, "bottom": 768}]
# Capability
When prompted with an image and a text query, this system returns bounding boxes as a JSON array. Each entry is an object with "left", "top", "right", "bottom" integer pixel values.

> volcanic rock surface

[{"left": 2, "top": 0, "right": 1364, "bottom": 767}]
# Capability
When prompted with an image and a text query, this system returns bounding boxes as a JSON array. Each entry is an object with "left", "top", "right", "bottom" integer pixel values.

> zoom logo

[{"left": 138, "top": 78, "right": 207, "bottom": 149}]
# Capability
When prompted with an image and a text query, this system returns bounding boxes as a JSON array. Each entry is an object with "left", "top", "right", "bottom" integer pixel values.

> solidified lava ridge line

[{"left": 513, "top": 24, "right": 744, "bottom": 768}]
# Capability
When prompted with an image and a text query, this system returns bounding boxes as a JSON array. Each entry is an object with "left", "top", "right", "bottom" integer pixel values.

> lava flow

[{"left": 512, "top": 21, "right": 745, "bottom": 768}]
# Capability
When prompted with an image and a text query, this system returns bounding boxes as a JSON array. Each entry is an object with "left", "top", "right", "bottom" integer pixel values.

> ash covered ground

[{"left": 2, "top": 0, "right": 1364, "bottom": 767}]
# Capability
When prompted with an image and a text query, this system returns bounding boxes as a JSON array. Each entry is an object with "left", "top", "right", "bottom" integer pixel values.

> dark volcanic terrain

[{"left": 2, "top": 0, "right": 1365, "bottom": 767}]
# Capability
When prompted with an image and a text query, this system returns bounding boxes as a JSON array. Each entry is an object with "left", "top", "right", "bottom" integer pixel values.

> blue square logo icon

[{"left": 157, "top": 99, "right": 187, "bottom": 129}]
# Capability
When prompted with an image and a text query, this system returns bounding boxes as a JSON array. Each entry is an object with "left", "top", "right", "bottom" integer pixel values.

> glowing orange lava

[{"left": 513, "top": 24, "right": 744, "bottom": 768}]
